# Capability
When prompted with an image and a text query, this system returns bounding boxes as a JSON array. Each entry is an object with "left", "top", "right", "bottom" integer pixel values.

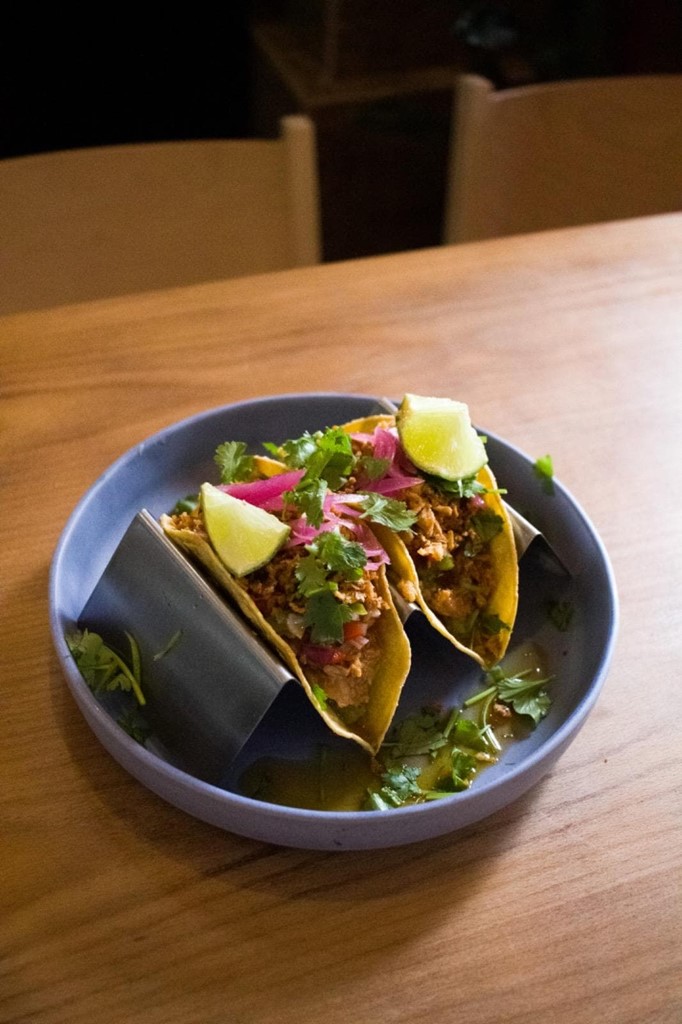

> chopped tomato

[{"left": 343, "top": 620, "right": 367, "bottom": 641}]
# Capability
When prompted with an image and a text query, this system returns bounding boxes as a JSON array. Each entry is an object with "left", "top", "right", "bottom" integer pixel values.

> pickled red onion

[
  {"left": 371, "top": 426, "right": 399, "bottom": 461},
  {"left": 363, "top": 472, "right": 423, "bottom": 495},
  {"left": 286, "top": 492, "right": 390, "bottom": 566},
  {"left": 222, "top": 469, "right": 305, "bottom": 510},
  {"left": 352, "top": 425, "right": 422, "bottom": 495}
]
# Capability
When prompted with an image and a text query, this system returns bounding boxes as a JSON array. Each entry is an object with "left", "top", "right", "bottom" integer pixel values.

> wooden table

[{"left": 2, "top": 214, "right": 681, "bottom": 1024}]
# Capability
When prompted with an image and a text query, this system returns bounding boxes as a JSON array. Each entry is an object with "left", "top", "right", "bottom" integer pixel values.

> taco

[
  {"left": 338, "top": 405, "right": 519, "bottom": 669},
  {"left": 160, "top": 442, "right": 411, "bottom": 755}
]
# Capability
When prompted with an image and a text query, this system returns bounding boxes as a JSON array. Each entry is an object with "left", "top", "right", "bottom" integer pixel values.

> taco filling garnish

[{"left": 161, "top": 437, "right": 412, "bottom": 755}]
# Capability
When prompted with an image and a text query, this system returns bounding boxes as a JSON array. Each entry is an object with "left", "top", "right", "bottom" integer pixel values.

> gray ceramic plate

[{"left": 49, "top": 393, "right": 618, "bottom": 850}]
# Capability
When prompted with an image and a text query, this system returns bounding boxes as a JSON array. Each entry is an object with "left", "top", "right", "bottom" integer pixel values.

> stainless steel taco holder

[{"left": 78, "top": 509, "right": 291, "bottom": 784}]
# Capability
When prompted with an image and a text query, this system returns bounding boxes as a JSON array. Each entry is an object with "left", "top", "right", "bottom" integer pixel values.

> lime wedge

[
  {"left": 396, "top": 393, "right": 488, "bottom": 480},
  {"left": 200, "top": 482, "right": 290, "bottom": 576}
]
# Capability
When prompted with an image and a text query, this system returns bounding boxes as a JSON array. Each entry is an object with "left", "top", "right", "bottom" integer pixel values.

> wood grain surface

[{"left": 2, "top": 215, "right": 681, "bottom": 1024}]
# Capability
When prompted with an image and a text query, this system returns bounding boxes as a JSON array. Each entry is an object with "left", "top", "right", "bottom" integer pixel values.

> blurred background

[{"left": 3, "top": 1, "right": 680, "bottom": 263}]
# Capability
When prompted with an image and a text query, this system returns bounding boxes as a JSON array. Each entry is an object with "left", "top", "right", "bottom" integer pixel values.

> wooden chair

[
  {"left": 0, "top": 115, "right": 321, "bottom": 315},
  {"left": 444, "top": 73, "right": 682, "bottom": 244}
]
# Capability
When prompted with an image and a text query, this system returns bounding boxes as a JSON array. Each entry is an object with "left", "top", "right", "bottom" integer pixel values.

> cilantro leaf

[
  {"left": 369, "top": 764, "right": 424, "bottom": 809},
  {"left": 295, "top": 552, "right": 334, "bottom": 597},
  {"left": 464, "top": 511, "right": 504, "bottom": 556},
  {"left": 286, "top": 476, "right": 327, "bottom": 527},
  {"left": 170, "top": 494, "right": 198, "bottom": 514},
  {"left": 534, "top": 454, "right": 555, "bottom": 495},
  {"left": 277, "top": 431, "right": 320, "bottom": 468},
  {"left": 450, "top": 717, "right": 491, "bottom": 752},
  {"left": 433, "top": 474, "right": 488, "bottom": 498},
  {"left": 295, "top": 530, "right": 368, "bottom": 644},
  {"left": 66, "top": 629, "right": 145, "bottom": 706},
  {"left": 491, "top": 667, "right": 554, "bottom": 725},
  {"left": 309, "top": 529, "right": 366, "bottom": 576},
  {"left": 214, "top": 441, "right": 255, "bottom": 484},
  {"left": 382, "top": 709, "right": 449, "bottom": 758},
  {"left": 356, "top": 492, "right": 417, "bottom": 532},
  {"left": 505, "top": 688, "right": 552, "bottom": 724},
  {"left": 306, "top": 428, "right": 355, "bottom": 489},
  {"left": 280, "top": 428, "right": 357, "bottom": 522},
  {"left": 449, "top": 748, "right": 478, "bottom": 790},
  {"left": 280, "top": 427, "right": 355, "bottom": 490},
  {"left": 546, "top": 599, "right": 574, "bottom": 631},
  {"left": 303, "top": 589, "right": 354, "bottom": 644}
]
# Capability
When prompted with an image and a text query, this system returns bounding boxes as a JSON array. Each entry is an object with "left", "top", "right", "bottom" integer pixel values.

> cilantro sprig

[
  {"left": 367, "top": 660, "right": 556, "bottom": 812},
  {"left": 272, "top": 427, "right": 357, "bottom": 526},
  {"left": 495, "top": 669, "right": 552, "bottom": 724},
  {"left": 303, "top": 591, "right": 354, "bottom": 645},
  {"left": 308, "top": 529, "right": 367, "bottom": 577},
  {"left": 286, "top": 476, "right": 328, "bottom": 527},
  {"left": 381, "top": 708, "right": 453, "bottom": 759},
  {"left": 367, "top": 703, "right": 498, "bottom": 809},
  {"left": 265, "top": 426, "right": 417, "bottom": 535},
  {"left": 215, "top": 441, "right": 255, "bottom": 483},
  {"left": 66, "top": 629, "right": 145, "bottom": 706},
  {"left": 468, "top": 665, "right": 554, "bottom": 726},
  {"left": 367, "top": 765, "right": 424, "bottom": 809},
  {"left": 295, "top": 529, "right": 368, "bottom": 645},
  {"left": 433, "top": 474, "right": 496, "bottom": 499},
  {"left": 269, "top": 427, "right": 355, "bottom": 489},
  {"left": 354, "top": 492, "right": 417, "bottom": 532}
]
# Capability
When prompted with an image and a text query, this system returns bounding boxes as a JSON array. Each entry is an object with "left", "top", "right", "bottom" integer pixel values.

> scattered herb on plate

[
  {"left": 533, "top": 453, "right": 555, "bottom": 495},
  {"left": 66, "top": 629, "right": 145, "bottom": 705},
  {"left": 546, "top": 599, "right": 574, "bottom": 632}
]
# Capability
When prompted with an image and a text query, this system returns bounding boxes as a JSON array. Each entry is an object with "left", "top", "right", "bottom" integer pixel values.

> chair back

[
  {"left": 444, "top": 74, "right": 682, "bottom": 243},
  {"left": 0, "top": 115, "right": 321, "bottom": 315}
]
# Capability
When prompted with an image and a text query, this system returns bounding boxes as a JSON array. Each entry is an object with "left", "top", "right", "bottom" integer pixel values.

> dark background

[
  {"left": 3, "top": 2, "right": 680, "bottom": 260},
  {"left": 0, "top": 9, "right": 252, "bottom": 157}
]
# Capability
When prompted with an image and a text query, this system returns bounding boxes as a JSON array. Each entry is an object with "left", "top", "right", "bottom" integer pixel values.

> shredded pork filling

[
  {"left": 235, "top": 545, "right": 386, "bottom": 710},
  {"left": 397, "top": 482, "right": 497, "bottom": 628}
]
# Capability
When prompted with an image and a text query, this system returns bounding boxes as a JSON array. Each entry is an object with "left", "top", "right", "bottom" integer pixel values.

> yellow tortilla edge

[{"left": 159, "top": 514, "right": 411, "bottom": 755}]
